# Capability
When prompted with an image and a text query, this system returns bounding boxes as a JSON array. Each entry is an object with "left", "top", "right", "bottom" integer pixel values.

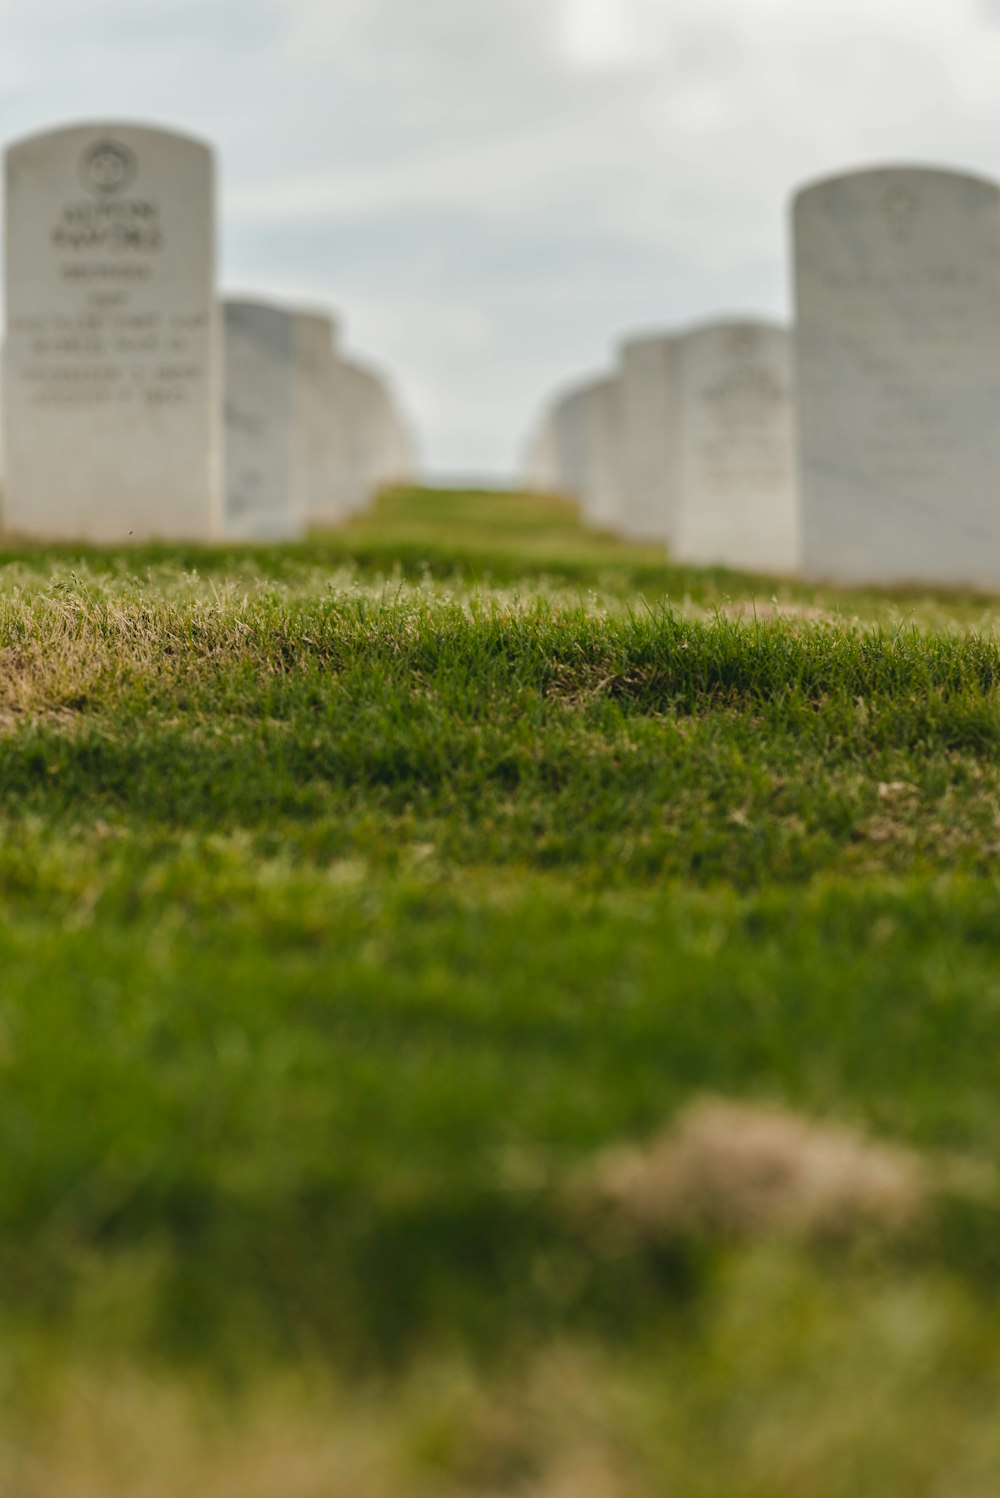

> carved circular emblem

[
  {"left": 881, "top": 183, "right": 921, "bottom": 243},
  {"left": 728, "top": 328, "right": 758, "bottom": 361},
  {"left": 79, "top": 139, "right": 137, "bottom": 197}
]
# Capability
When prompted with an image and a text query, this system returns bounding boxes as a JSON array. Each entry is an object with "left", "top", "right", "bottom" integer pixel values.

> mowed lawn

[{"left": 3, "top": 487, "right": 1000, "bottom": 1495}]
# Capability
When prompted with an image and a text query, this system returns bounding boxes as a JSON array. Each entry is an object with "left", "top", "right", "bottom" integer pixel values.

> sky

[{"left": 4, "top": 0, "right": 1000, "bottom": 475}]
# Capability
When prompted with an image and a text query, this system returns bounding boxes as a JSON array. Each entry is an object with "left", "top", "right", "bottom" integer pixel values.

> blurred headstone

[
  {"left": 292, "top": 309, "right": 340, "bottom": 528},
  {"left": 334, "top": 359, "right": 395, "bottom": 514},
  {"left": 2, "top": 122, "right": 221, "bottom": 540},
  {"left": 223, "top": 299, "right": 303, "bottom": 540},
  {"left": 794, "top": 166, "right": 1000, "bottom": 587},
  {"left": 522, "top": 411, "right": 557, "bottom": 493},
  {"left": 673, "top": 320, "right": 799, "bottom": 573},
  {"left": 619, "top": 333, "right": 682, "bottom": 544},
  {"left": 565, "top": 376, "right": 623, "bottom": 531},
  {"left": 549, "top": 384, "right": 590, "bottom": 507}
]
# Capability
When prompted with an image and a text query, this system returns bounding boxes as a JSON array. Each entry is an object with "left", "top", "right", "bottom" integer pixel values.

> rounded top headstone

[
  {"left": 294, "top": 307, "right": 340, "bottom": 351},
  {"left": 680, "top": 315, "right": 785, "bottom": 337},
  {"left": 5, "top": 119, "right": 214, "bottom": 175},
  {"left": 793, "top": 161, "right": 1000, "bottom": 206},
  {"left": 225, "top": 295, "right": 292, "bottom": 316},
  {"left": 792, "top": 160, "right": 1000, "bottom": 587},
  {"left": 2, "top": 116, "right": 221, "bottom": 542},
  {"left": 671, "top": 317, "right": 797, "bottom": 573},
  {"left": 619, "top": 329, "right": 678, "bottom": 358},
  {"left": 792, "top": 165, "right": 1000, "bottom": 261},
  {"left": 224, "top": 298, "right": 296, "bottom": 362}
]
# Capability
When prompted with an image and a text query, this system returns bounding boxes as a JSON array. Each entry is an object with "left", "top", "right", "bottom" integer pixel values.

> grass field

[{"left": 4, "top": 486, "right": 1000, "bottom": 1494}]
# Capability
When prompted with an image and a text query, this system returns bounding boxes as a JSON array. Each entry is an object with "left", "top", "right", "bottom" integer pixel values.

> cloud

[{"left": 557, "top": 0, "right": 674, "bottom": 69}]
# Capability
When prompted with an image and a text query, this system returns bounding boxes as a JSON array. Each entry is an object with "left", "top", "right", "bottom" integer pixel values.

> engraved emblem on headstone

[
  {"left": 79, "top": 139, "right": 137, "bottom": 197},
  {"left": 881, "top": 183, "right": 921, "bottom": 243},
  {"left": 728, "top": 328, "right": 758, "bottom": 361}
]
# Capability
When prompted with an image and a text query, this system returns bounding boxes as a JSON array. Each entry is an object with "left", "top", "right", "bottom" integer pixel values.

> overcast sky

[{"left": 4, "top": 0, "right": 1000, "bottom": 474}]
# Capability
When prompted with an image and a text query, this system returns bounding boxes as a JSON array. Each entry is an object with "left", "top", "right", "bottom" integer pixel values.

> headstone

[
  {"left": 365, "top": 374, "right": 411, "bottom": 496},
  {"left": 292, "top": 309, "right": 340, "bottom": 527},
  {"left": 549, "top": 384, "right": 591, "bottom": 506},
  {"left": 673, "top": 320, "right": 799, "bottom": 573},
  {"left": 382, "top": 392, "right": 417, "bottom": 488},
  {"left": 347, "top": 361, "right": 405, "bottom": 510},
  {"left": 574, "top": 377, "right": 619, "bottom": 530},
  {"left": 2, "top": 122, "right": 221, "bottom": 541},
  {"left": 223, "top": 299, "right": 303, "bottom": 540},
  {"left": 323, "top": 358, "right": 409, "bottom": 515},
  {"left": 339, "top": 360, "right": 385, "bottom": 512},
  {"left": 618, "top": 333, "right": 682, "bottom": 543},
  {"left": 523, "top": 411, "right": 557, "bottom": 493},
  {"left": 794, "top": 166, "right": 1000, "bottom": 588}
]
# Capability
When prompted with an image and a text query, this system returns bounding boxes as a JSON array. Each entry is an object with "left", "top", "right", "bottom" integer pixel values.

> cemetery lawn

[{"left": 5, "top": 487, "right": 1000, "bottom": 1493}]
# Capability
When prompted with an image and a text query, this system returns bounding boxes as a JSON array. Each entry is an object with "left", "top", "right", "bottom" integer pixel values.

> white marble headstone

[
  {"left": 549, "top": 385, "right": 591, "bottom": 507},
  {"left": 364, "top": 372, "right": 412, "bottom": 497},
  {"left": 794, "top": 166, "right": 1000, "bottom": 588},
  {"left": 368, "top": 370, "right": 415, "bottom": 498},
  {"left": 618, "top": 333, "right": 682, "bottom": 543},
  {"left": 382, "top": 392, "right": 416, "bottom": 488},
  {"left": 523, "top": 412, "right": 556, "bottom": 493},
  {"left": 578, "top": 377, "right": 623, "bottom": 530},
  {"left": 673, "top": 320, "right": 799, "bottom": 573},
  {"left": 292, "top": 309, "right": 340, "bottom": 527},
  {"left": 223, "top": 299, "right": 303, "bottom": 541},
  {"left": 364, "top": 380, "right": 412, "bottom": 494},
  {"left": 2, "top": 122, "right": 221, "bottom": 541},
  {"left": 338, "top": 360, "right": 391, "bottom": 512}
]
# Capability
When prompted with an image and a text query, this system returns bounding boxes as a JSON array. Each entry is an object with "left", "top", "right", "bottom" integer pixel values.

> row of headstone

[
  {"left": 528, "top": 317, "right": 799, "bottom": 574},
  {"left": 224, "top": 302, "right": 414, "bottom": 541},
  {"left": 0, "top": 122, "right": 416, "bottom": 543},
  {"left": 526, "top": 165, "right": 1000, "bottom": 590}
]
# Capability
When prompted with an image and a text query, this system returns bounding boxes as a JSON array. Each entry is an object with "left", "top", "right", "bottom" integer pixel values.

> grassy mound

[{"left": 3, "top": 488, "right": 1000, "bottom": 1494}]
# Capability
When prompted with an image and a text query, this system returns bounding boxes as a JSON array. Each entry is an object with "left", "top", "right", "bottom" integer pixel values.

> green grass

[{"left": 3, "top": 486, "right": 1000, "bottom": 1494}]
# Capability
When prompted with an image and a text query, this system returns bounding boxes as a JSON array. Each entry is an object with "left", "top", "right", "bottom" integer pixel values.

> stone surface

[
  {"left": 2, "top": 122, "right": 221, "bottom": 541},
  {"left": 578, "top": 376, "right": 623, "bottom": 529},
  {"left": 364, "top": 367, "right": 417, "bottom": 495},
  {"left": 223, "top": 299, "right": 303, "bottom": 540},
  {"left": 337, "top": 359, "right": 394, "bottom": 512},
  {"left": 522, "top": 411, "right": 557, "bottom": 492},
  {"left": 794, "top": 166, "right": 1000, "bottom": 588},
  {"left": 294, "top": 325, "right": 414, "bottom": 527},
  {"left": 381, "top": 388, "right": 417, "bottom": 488},
  {"left": 548, "top": 384, "right": 591, "bottom": 506},
  {"left": 618, "top": 333, "right": 682, "bottom": 543},
  {"left": 292, "top": 309, "right": 342, "bottom": 527},
  {"left": 548, "top": 376, "right": 622, "bottom": 528},
  {"left": 673, "top": 320, "right": 799, "bottom": 573}
]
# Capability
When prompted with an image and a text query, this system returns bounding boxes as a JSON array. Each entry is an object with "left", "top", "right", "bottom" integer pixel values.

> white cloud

[{"left": 557, "top": 0, "right": 655, "bottom": 68}]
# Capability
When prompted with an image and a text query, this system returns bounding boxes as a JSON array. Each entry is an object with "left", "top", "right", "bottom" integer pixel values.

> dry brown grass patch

[
  {"left": 709, "top": 601, "right": 842, "bottom": 626},
  {"left": 0, "top": 1358, "right": 639, "bottom": 1498},
  {"left": 3, "top": 1371, "right": 396, "bottom": 1498},
  {"left": 0, "top": 637, "right": 100, "bottom": 730},
  {"left": 573, "top": 1099, "right": 928, "bottom": 1247}
]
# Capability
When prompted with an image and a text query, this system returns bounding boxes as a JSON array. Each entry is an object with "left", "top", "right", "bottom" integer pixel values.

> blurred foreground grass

[{"left": 3, "top": 488, "right": 1000, "bottom": 1494}]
